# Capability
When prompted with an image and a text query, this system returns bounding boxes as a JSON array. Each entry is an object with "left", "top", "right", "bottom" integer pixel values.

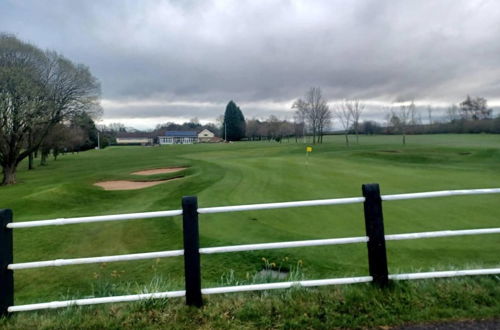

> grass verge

[{"left": 1, "top": 275, "right": 499, "bottom": 329}]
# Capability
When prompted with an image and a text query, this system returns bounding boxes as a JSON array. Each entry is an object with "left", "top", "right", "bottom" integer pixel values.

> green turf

[
  {"left": 0, "top": 134, "right": 499, "bottom": 305},
  {"left": 2, "top": 277, "right": 499, "bottom": 329}
]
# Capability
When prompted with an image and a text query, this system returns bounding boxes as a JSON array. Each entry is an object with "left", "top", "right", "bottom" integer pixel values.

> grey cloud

[{"left": 1, "top": 0, "right": 500, "bottom": 126}]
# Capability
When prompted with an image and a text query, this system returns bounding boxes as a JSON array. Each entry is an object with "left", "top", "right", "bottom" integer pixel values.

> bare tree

[
  {"left": 256, "top": 120, "right": 269, "bottom": 140},
  {"left": 292, "top": 87, "right": 331, "bottom": 144},
  {"left": 334, "top": 100, "right": 352, "bottom": 146},
  {"left": 245, "top": 118, "right": 259, "bottom": 140},
  {"left": 292, "top": 99, "right": 310, "bottom": 141},
  {"left": 280, "top": 120, "right": 295, "bottom": 142},
  {"left": 395, "top": 101, "right": 414, "bottom": 145},
  {"left": 446, "top": 104, "right": 460, "bottom": 122},
  {"left": 267, "top": 115, "right": 281, "bottom": 141},
  {"left": 108, "top": 122, "right": 127, "bottom": 132},
  {"left": 0, "top": 34, "right": 100, "bottom": 185},
  {"left": 459, "top": 95, "right": 493, "bottom": 120},
  {"left": 293, "top": 105, "right": 307, "bottom": 143},
  {"left": 39, "top": 124, "right": 74, "bottom": 165},
  {"left": 316, "top": 103, "right": 331, "bottom": 143},
  {"left": 345, "top": 99, "right": 365, "bottom": 144}
]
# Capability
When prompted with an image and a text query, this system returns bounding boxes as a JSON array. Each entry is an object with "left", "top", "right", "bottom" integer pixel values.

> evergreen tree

[{"left": 222, "top": 101, "right": 246, "bottom": 141}]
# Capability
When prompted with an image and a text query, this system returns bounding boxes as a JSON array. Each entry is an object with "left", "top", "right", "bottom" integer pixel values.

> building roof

[
  {"left": 116, "top": 132, "right": 154, "bottom": 138},
  {"left": 198, "top": 129, "right": 214, "bottom": 135},
  {"left": 165, "top": 131, "right": 198, "bottom": 137}
]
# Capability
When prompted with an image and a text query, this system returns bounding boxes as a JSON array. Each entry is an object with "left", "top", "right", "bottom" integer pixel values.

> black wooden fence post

[
  {"left": 182, "top": 196, "right": 202, "bottom": 307},
  {"left": 362, "top": 184, "right": 389, "bottom": 287},
  {"left": 0, "top": 209, "right": 13, "bottom": 317}
]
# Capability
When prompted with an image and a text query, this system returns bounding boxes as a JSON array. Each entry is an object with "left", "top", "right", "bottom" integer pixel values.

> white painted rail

[
  {"left": 199, "top": 188, "right": 500, "bottom": 214},
  {"left": 7, "top": 210, "right": 183, "bottom": 229},
  {"left": 6, "top": 188, "right": 500, "bottom": 229},
  {"left": 389, "top": 268, "right": 500, "bottom": 280},
  {"left": 199, "top": 236, "right": 369, "bottom": 254},
  {"left": 8, "top": 250, "right": 184, "bottom": 270},
  {"left": 9, "top": 228, "right": 500, "bottom": 270},
  {"left": 8, "top": 290, "right": 186, "bottom": 312},
  {"left": 8, "top": 237, "right": 368, "bottom": 270},
  {"left": 8, "top": 276, "right": 373, "bottom": 312},
  {"left": 8, "top": 267, "right": 500, "bottom": 312},
  {"left": 381, "top": 188, "right": 500, "bottom": 201},
  {"left": 201, "top": 276, "right": 374, "bottom": 295},
  {"left": 197, "top": 197, "right": 366, "bottom": 214},
  {"left": 385, "top": 227, "right": 500, "bottom": 241}
]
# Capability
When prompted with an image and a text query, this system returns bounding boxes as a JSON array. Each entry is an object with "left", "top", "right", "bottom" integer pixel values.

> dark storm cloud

[{"left": 1, "top": 0, "right": 500, "bottom": 127}]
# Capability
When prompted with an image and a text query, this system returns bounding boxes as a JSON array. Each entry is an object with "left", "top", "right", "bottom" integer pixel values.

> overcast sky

[{"left": 1, "top": 0, "right": 500, "bottom": 129}]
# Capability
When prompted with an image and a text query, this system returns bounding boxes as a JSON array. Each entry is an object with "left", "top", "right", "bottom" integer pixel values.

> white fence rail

[
  {"left": 8, "top": 188, "right": 500, "bottom": 229},
  {"left": 8, "top": 267, "right": 500, "bottom": 313},
  {"left": 2, "top": 185, "right": 499, "bottom": 314},
  {"left": 7, "top": 210, "right": 182, "bottom": 229},
  {"left": 8, "top": 227, "right": 500, "bottom": 270}
]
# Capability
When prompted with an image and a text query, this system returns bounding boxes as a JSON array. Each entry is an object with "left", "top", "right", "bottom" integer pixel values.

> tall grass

[{"left": 1, "top": 275, "right": 499, "bottom": 329}]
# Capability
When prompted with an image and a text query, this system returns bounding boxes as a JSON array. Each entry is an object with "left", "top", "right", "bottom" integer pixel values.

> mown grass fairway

[{"left": 1, "top": 134, "right": 499, "bottom": 305}]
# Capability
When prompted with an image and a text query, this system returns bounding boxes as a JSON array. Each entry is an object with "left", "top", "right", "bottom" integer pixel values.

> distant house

[
  {"left": 115, "top": 132, "right": 154, "bottom": 146},
  {"left": 197, "top": 129, "right": 215, "bottom": 142},
  {"left": 158, "top": 131, "right": 198, "bottom": 145}
]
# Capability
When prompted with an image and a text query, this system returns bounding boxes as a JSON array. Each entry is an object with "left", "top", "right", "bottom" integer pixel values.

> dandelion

[{"left": 270, "top": 262, "right": 276, "bottom": 268}]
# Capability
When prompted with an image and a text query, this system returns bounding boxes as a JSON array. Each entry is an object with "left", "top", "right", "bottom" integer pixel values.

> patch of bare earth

[
  {"left": 94, "top": 177, "right": 181, "bottom": 191},
  {"left": 131, "top": 167, "right": 187, "bottom": 175}
]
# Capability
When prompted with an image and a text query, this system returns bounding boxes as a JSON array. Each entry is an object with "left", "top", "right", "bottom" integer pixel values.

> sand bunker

[
  {"left": 131, "top": 167, "right": 187, "bottom": 175},
  {"left": 94, "top": 177, "right": 181, "bottom": 191}
]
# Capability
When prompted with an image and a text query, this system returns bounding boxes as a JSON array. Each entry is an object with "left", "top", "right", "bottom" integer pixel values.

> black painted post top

[
  {"left": 0, "top": 209, "right": 14, "bottom": 317},
  {"left": 182, "top": 196, "right": 203, "bottom": 307},
  {"left": 362, "top": 184, "right": 389, "bottom": 287}
]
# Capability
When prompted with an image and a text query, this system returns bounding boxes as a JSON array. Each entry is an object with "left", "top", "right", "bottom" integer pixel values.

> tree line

[
  {"left": 382, "top": 96, "right": 498, "bottom": 144},
  {"left": 223, "top": 88, "right": 365, "bottom": 145},
  {"left": 181, "top": 90, "right": 499, "bottom": 145},
  {"left": 0, "top": 34, "right": 101, "bottom": 185}
]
